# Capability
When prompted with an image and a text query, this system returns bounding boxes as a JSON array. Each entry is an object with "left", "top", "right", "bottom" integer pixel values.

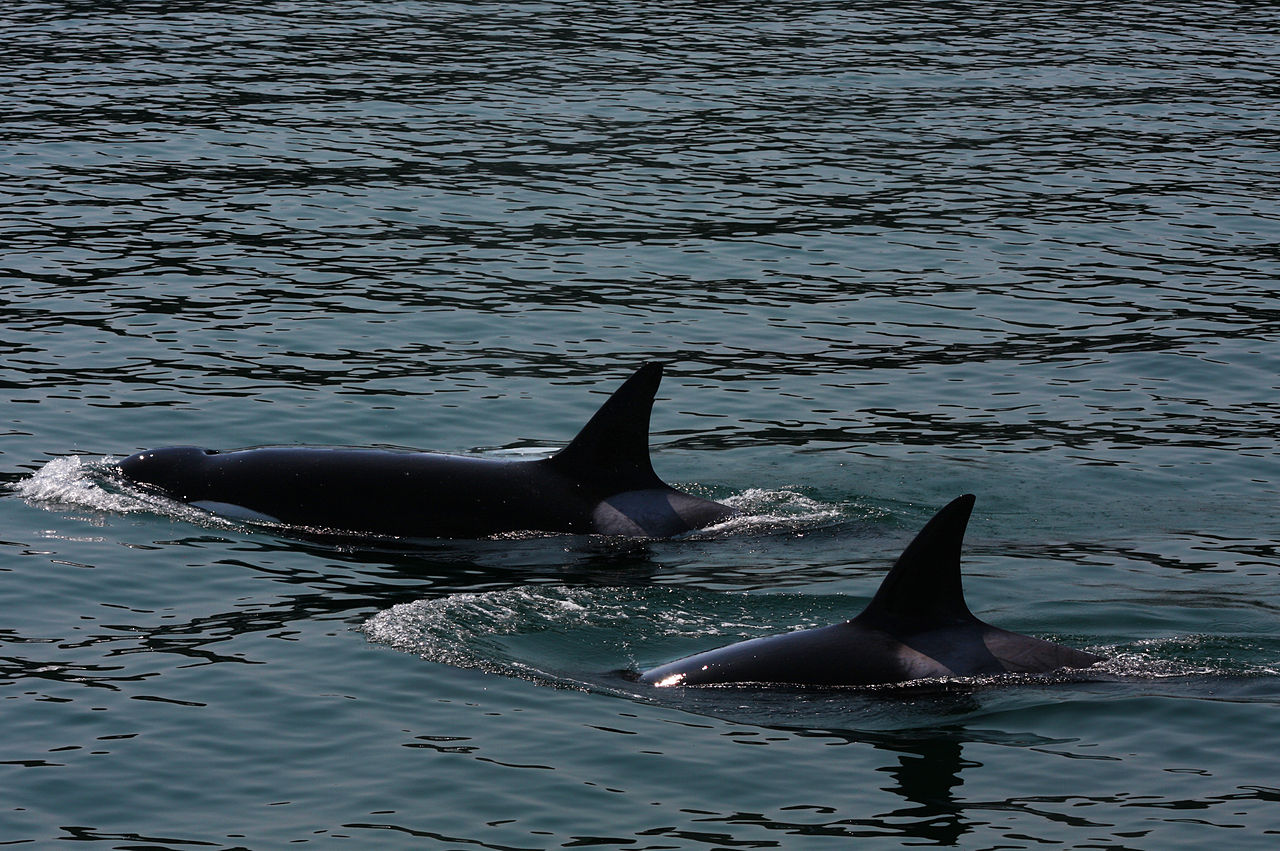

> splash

[
  {"left": 15, "top": 456, "right": 141, "bottom": 513},
  {"left": 361, "top": 584, "right": 802, "bottom": 689},
  {"left": 14, "top": 455, "right": 227, "bottom": 528},
  {"left": 1098, "top": 635, "right": 1280, "bottom": 679},
  {"left": 363, "top": 583, "right": 1280, "bottom": 707},
  {"left": 364, "top": 586, "right": 621, "bottom": 685},
  {"left": 692, "top": 487, "right": 848, "bottom": 537}
]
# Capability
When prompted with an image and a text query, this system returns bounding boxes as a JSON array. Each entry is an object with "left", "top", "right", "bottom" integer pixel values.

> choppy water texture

[{"left": 4, "top": 0, "right": 1280, "bottom": 847}]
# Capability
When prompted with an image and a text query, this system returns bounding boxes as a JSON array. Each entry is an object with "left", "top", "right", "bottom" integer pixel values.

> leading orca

[
  {"left": 639, "top": 494, "right": 1104, "bottom": 687},
  {"left": 115, "top": 363, "right": 738, "bottom": 539}
]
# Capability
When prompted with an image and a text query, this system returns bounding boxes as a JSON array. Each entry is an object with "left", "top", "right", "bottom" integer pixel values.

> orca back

[{"left": 641, "top": 494, "right": 1105, "bottom": 687}]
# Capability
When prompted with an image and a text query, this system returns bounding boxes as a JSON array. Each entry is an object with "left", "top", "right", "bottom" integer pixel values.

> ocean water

[{"left": 3, "top": 0, "right": 1279, "bottom": 847}]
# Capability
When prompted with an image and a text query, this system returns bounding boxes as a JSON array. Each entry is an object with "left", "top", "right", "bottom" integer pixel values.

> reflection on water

[
  {"left": 871, "top": 736, "right": 975, "bottom": 846},
  {"left": 688, "top": 733, "right": 980, "bottom": 845}
]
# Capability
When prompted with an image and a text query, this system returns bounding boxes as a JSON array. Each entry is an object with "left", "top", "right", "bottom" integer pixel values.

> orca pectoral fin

[{"left": 190, "top": 500, "right": 284, "bottom": 525}]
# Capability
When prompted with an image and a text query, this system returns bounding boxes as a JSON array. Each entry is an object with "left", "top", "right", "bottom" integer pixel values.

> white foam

[
  {"left": 14, "top": 456, "right": 143, "bottom": 513},
  {"left": 1099, "top": 636, "right": 1280, "bottom": 679},
  {"left": 692, "top": 487, "right": 847, "bottom": 536},
  {"left": 362, "top": 586, "right": 623, "bottom": 679},
  {"left": 360, "top": 584, "right": 797, "bottom": 690},
  {"left": 14, "top": 455, "right": 232, "bottom": 529},
  {"left": 364, "top": 586, "right": 618, "bottom": 650}
]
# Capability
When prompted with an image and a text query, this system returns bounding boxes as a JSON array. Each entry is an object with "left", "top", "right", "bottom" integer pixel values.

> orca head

[{"left": 117, "top": 446, "right": 218, "bottom": 501}]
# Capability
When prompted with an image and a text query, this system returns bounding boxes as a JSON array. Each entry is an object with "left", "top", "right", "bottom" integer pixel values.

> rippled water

[{"left": 4, "top": 1, "right": 1279, "bottom": 848}]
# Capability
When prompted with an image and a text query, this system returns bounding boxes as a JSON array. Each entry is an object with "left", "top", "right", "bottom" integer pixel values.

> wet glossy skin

[
  {"left": 116, "top": 364, "right": 737, "bottom": 539},
  {"left": 640, "top": 494, "right": 1105, "bottom": 688}
]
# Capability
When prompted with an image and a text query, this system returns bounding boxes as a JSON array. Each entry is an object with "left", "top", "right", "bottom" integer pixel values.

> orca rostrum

[
  {"left": 116, "top": 363, "right": 738, "bottom": 539},
  {"left": 640, "top": 494, "right": 1104, "bottom": 687}
]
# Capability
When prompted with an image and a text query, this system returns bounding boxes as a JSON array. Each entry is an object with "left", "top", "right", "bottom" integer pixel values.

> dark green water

[{"left": 4, "top": 1, "right": 1279, "bottom": 847}]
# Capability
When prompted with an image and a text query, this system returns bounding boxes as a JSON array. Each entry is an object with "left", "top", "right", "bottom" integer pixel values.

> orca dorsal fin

[
  {"left": 550, "top": 363, "right": 667, "bottom": 492},
  {"left": 858, "top": 494, "right": 978, "bottom": 626}
]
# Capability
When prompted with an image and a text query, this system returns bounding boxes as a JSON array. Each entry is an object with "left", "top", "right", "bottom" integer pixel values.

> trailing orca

[
  {"left": 640, "top": 494, "right": 1104, "bottom": 687},
  {"left": 115, "top": 363, "right": 738, "bottom": 539}
]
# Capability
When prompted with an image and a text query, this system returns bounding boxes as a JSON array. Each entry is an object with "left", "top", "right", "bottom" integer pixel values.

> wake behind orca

[
  {"left": 116, "top": 363, "right": 737, "bottom": 539},
  {"left": 639, "top": 494, "right": 1105, "bottom": 688}
]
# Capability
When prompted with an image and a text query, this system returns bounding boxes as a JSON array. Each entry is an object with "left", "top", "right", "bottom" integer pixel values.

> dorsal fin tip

[
  {"left": 859, "top": 494, "right": 978, "bottom": 626},
  {"left": 550, "top": 363, "right": 668, "bottom": 491}
]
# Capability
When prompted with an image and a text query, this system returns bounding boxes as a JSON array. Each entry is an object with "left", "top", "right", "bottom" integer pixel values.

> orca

[
  {"left": 115, "top": 363, "right": 738, "bottom": 539},
  {"left": 639, "top": 494, "right": 1104, "bottom": 687}
]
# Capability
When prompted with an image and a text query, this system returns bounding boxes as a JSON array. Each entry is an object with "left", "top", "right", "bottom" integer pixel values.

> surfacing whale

[
  {"left": 640, "top": 494, "right": 1104, "bottom": 687},
  {"left": 116, "top": 363, "right": 737, "bottom": 539}
]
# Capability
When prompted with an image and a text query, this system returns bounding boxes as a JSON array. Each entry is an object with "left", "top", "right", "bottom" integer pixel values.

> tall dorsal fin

[
  {"left": 858, "top": 494, "right": 978, "bottom": 626},
  {"left": 550, "top": 363, "right": 667, "bottom": 492}
]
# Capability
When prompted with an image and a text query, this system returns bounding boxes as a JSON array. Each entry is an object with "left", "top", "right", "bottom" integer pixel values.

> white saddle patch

[{"left": 592, "top": 489, "right": 729, "bottom": 537}]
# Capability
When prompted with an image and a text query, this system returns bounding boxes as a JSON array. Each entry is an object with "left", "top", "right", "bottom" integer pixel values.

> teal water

[{"left": 4, "top": 1, "right": 1279, "bottom": 847}]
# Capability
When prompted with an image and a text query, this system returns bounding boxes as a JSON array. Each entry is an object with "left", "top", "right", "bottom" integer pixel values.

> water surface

[{"left": 3, "top": 1, "right": 1279, "bottom": 847}]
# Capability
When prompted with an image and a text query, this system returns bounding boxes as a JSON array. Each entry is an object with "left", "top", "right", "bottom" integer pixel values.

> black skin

[
  {"left": 116, "top": 363, "right": 737, "bottom": 540},
  {"left": 640, "top": 494, "right": 1105, "bottom": 688}
]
